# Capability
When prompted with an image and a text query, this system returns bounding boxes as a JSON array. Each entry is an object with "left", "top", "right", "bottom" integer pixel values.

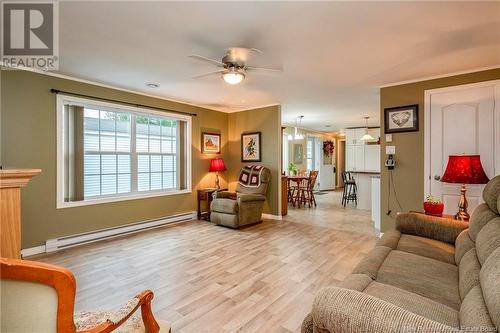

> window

[
  {"left": 307, "top": 137, "right": 314, "bottom": 171},
  {"left": 57, "top": 95, "right": 191, "bottom": 208}
]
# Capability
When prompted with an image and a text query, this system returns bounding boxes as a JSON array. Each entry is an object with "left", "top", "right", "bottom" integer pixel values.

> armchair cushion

[
  {"left": 213, "top": 191, "right": 237, "bottom": 200},
  {"left": 237, "top": 193, "right": 266, "bottom": 203},
  {"left": 211, "top": 198, "right": 238, "bottom": 214},
  {"left": 74, "top": 311, "right": 171, "bottom": 332},
  {"left": 396, "top": 213, "right": 468, "bottom": 244}
]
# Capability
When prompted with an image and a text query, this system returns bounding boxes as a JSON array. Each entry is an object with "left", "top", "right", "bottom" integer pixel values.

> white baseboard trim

[
  {"left": 21, "top": 245, "right": 47, "bottom": 258},
  {"left": 262, "top": 213, "right": 283, "bottom": 221},
  {"left": 40, "top": 211, "right": 196, "bottom": 254}
]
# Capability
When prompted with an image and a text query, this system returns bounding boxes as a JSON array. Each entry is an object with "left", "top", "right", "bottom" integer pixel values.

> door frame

[{"left": 424, "top": 79, "right": 500, "bottom": 199}]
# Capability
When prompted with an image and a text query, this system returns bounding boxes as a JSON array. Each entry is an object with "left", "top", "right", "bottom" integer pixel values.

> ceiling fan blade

[
  {"left": 246, "top": 65, "right": 283, "bottom": 73},
  {"left": 189, "top": 55, "right": 224, "bottom": 67},
  {"left": 192, "top": 70, "right": 225, "bottom": 79}
]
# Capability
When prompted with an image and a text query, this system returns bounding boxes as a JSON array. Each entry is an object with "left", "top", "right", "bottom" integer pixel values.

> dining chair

[{"left": 299, "top": 170, "right": 319, "bottom": 208}]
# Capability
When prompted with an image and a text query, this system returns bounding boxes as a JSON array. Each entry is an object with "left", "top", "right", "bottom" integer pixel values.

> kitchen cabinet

[
  {"left": 346, "top": 127, "right": 380, "bottom": 172},
  {"left": 346, "top": 145, "right": 365, "bottom": 171}
]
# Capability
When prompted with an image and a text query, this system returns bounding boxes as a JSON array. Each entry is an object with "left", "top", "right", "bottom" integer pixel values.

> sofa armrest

[
  {"left": 311, "top": 287, "right": 459, "bottom": 333},
  {"left": 237, "top": 193, "right": 266, "bottom": 203},
  {"left": 396, "top": 213, "right": 468, "bottom": 244},
  {"left": 213, "top": 191, "right": 236, "bottom": 200}
]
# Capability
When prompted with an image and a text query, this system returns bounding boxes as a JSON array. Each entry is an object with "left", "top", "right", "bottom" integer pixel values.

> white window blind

[{"left": 57, "top": 95, "right": 191, "bottom": 208}]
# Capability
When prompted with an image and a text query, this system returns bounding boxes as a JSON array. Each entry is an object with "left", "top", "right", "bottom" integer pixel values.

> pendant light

[
  {"left": 294, "top": 115, "right": 304, "bottom": 140},
  {"left": 359, "top": 116, "right": 375, "bottom": 142}
]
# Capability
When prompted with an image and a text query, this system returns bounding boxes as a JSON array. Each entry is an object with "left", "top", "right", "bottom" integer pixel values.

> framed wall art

[
  {"left": 201, "top": 132, "right": 221, "bottom": 154},
  {"left": 241, "top": 132, "right": 261, "bottom": 162},
  {"left": 384, "top": 104, "right": 419, "bottom": 133}
]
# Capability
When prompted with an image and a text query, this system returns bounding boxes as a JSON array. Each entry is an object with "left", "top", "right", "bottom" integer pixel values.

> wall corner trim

[{"left": 262, "top": 213, "right": 283, "bottom": 220}]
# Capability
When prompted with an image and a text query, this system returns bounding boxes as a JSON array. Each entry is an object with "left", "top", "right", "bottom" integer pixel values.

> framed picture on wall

[
  {"left": 201, "top": 132, "right": 221, "bottom": 154},
  {"left": 241, "top": 132, "right": 261, "bottom": 162},
  {"left": 293, "top": 144, "right": 303, "bottom": 164},
  {"left": 384, "top": 104, "right": 419, "bottom": 133}
]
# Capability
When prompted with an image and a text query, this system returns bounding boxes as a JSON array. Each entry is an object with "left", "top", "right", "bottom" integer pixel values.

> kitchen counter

[{"left": 349, "top": 172, "right": 380, "bottom": 210}]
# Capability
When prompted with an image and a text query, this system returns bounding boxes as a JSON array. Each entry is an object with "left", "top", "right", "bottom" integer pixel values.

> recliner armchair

[{"left": 210, "top": 165, "right": 271, "bottom": 228}]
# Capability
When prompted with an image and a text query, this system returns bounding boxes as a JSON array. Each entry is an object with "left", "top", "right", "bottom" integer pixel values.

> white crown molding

[
  {"left": 379, "top": 64, "right": 500, "bottom": 88},
  {"left": 0, "top": 62, "right": 216, "bottom": 110},
  {"left": 1, "top": 62, "right": 275, "bottom": 113}
]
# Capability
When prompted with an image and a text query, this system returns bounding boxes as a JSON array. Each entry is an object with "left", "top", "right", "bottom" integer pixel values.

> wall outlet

[
  {"left": 386, "top": 146, "right": 396, "bottom": 155},
  {"left": 385, "top": 134, "right": 393, "bottom": 142}
]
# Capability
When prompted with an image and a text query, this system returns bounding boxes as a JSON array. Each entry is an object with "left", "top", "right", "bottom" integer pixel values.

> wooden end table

[{"left": 197, "top": 188, "right": 228, "bottom": 221}]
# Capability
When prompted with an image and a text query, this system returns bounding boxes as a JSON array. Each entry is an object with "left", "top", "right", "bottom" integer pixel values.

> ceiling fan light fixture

[{"left": 222, "top": 69, "right": 245, "bottom": 85}]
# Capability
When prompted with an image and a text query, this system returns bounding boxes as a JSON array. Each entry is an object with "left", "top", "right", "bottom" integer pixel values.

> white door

[
  {"left": 319, "top": 138, "right": 336, "bottom": 190},
  {"left": 426, "top": 80, "right": 500, "bottom": 216}
]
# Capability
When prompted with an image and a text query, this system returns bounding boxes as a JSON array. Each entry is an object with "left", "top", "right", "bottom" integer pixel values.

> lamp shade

[
  {"left": 209, "top": 158, "right": 226, "bottom": 172},
  {"left": 441, "top": 155, "right": 489, "bottom": 184}
]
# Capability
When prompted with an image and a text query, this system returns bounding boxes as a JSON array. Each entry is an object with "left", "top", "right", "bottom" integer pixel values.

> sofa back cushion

[
  {"left": 479, "top": 247, "right": 500, "bottom": 328},
  {"left": 457, "top": 175, "right": 500, "bottom": 330}
]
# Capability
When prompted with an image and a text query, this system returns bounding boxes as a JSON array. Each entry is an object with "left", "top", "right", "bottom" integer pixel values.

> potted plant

[
  {"left": 288, "top": 162, "right": 298, "bottom": 176},
  {"left": 423, "top": 195, "right": 444, "bottom": 217}
]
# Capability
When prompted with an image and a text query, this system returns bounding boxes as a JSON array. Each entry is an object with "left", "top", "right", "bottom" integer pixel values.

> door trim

[{"left": 424, "top": 79, "right": 500, "bottom": 200}]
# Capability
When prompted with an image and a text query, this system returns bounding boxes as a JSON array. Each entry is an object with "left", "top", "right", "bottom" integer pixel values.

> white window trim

[{"left": 56, "top": 94, "right": 192, "bottom": 209}]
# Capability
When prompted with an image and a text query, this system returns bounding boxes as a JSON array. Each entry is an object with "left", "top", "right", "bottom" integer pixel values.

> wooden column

[
  {"left": 0, "top": 169, "right": 41, "bottom": 259},
  {"left": 281, "top": 176, "right": 288, "bottom": 216}
]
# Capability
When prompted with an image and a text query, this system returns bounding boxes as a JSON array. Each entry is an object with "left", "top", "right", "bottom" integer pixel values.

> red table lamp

[
  {"left": 209, "top": 158, "right": 226, "bottom": 190},
  {"left": 441, "top": 155, "right": 489, "bottom": 221}
]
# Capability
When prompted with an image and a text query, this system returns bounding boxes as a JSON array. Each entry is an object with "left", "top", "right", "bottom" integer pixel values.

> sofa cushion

[
  {"left": 482, "top": 175, "right": 500, "bottom": 214},
  {"left": 397, "top": 234, "right": 455, "bottom": 265},
  {"left": 458, "top": 249, "right": 481, "bottom": 300},
  {"left": 376, "top": 230, "right": 401, "bottom": 249},
  {"left": 455, "top": 230, "right": 475, "bottom": 265},
  {"left": 459, "top": 285, "right": 495, "bottom": 332},
  {"left": 210, "top": 198, "right": 238, "bottom": 214},
  {"left": 337, "top": 274, "right": 372, "bottom": 291},
  {"left": 469, "top": 203, "right": 497, "bottom": 241},
  {"left": 364, "top": 282, "right": 459, "bottom": 328},
  {"left": 352, "top": 246, "right": 391, "bottom": 280},
  {"left": 475, "top": 217, "right": 500, "bottom": 265},
  {"left": 377, "top": 250, "right": 461, "bottom": 310},
  {"left": 479, "top": 247, "right": 500, "bottom": 328}
]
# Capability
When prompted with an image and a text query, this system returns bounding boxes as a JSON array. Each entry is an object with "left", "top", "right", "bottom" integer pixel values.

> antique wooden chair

[{"left": 0, "top": 258, "right": 171, "bottom": 333}]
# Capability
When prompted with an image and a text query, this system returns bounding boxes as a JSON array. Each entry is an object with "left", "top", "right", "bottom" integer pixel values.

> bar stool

[{"left": 341, "top": 171, "right": 357, "bottom": 207}]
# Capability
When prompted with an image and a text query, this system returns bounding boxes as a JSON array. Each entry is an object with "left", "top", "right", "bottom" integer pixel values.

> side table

[{"left": 197, "top": 188, "right": 228, "bottom": 221}]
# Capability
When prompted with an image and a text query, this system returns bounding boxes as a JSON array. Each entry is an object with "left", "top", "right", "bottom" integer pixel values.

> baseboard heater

[{"left": 45, "top": 211, "right": 196, "bottom": 252}]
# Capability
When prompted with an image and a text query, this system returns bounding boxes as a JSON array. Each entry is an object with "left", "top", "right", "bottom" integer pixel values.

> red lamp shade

[
  {"left": 209, "top": 158, "right": 226, "bottom": 172},
  {"left": 441, "top": 155, "right": 489, "bottom": 184}
]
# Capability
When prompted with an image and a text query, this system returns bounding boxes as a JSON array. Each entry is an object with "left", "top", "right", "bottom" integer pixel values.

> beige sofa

[{"left": 302, "top": 175, "right": 500, "bottom": 333}]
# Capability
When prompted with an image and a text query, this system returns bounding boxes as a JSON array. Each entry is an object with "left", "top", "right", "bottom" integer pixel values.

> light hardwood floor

[{"left": 35, "top": 190, "right": 377, "bottom": 333}]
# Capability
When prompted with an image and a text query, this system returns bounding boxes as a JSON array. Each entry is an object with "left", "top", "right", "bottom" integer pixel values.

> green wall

[
  {"left": 1, "top": 70, "right": 279, "bottom": 248},
  {"left": 227, "top": 106, "right": 282, "bottom": 215},
  {"left": 380, "top": 68, "right": 500, "bottom": 231}
]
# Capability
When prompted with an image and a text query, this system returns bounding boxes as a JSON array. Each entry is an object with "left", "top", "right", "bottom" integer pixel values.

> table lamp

[
  {"left": 209, "top": 158, "right": 226, "bottom": 190},
  {"left": 440, "top": 155, "right": 489, "bottom": 221}
]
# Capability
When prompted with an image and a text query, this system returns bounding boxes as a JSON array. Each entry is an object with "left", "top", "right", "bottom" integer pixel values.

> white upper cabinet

[{"left": 345, "top": 127, "right": 380, "bottom": 172}]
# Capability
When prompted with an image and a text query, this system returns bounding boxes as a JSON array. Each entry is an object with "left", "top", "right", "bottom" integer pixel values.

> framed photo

[
  {"left": 384, "top": 105, "right": 419, "bottom": 133},
  {"left": 241, "top": 132, "right": 261, "bottom": 162},
  {"left": 201, "top": 132, "right": 221, "bottom": 154},
  {"left": 293, "top": 144, "right": 303, "bottom": 164}
]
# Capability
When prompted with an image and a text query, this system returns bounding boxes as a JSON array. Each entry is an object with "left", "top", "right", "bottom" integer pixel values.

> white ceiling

[{"left": 57, "top": 1, "right": 500, "bottom": 131}]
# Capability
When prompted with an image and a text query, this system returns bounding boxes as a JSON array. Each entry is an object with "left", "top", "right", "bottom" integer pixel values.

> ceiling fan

[{"left": 189, "top": 47, "right": 282, "bottom": 85}]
